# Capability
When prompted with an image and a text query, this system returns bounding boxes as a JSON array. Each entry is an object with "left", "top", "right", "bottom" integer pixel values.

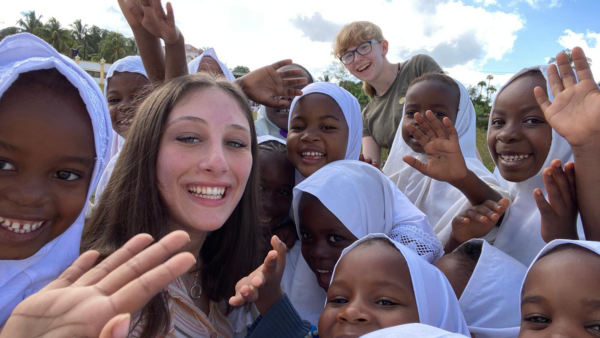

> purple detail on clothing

[{"left": 280, "top": 129, "right": 288, "bottom": 138}]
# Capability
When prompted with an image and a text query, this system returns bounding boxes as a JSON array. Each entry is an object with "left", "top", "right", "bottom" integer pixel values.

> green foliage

[
  {"left": 339, "top": 80, "right": 370, "bottom": 103},
  {"left": 476, "top": 126, "right": 495, "bottom": 171},
  {"left": 98, "top": 32, "right": 136, "bottom": 63},
  {"left": 35, "top": 17, "right": 74, "bottom": 55},
  {"left": 0, "top": 27, "right": 21, "bottom": 41},
  {"left": 232, "top": 65, "right": 251, "bottom": 74},
  {"left": 17, "top": 11, "right": 43, "bottom": 33}
]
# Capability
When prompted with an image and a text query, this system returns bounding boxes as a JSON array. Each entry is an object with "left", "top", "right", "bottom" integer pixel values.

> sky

[{"left": 2, "top": 0, "right": 599, "bottom": 94}]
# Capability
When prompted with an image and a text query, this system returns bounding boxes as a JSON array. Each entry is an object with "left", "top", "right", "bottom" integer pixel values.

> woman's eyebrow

[{"left": 166, "top": 115, "right": 208, "bottom": 128}]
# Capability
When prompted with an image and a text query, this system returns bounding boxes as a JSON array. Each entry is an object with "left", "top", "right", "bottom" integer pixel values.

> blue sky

[{"left": 2, "top": 0, "right": 599, "bottom": 90}]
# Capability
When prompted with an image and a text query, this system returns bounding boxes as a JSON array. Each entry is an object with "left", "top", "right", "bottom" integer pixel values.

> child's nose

[
  {"left": 300, "top": 128, "right": 320, "bottom": 143},
  {"left": 337, "top": 301, "right": 371, "bottom": 324},
  {"left": 496, "top": 124, "right": 522, "bottom": 144},
  {"left": 5, "top": 179, "right": 49, "bottom": 208}
]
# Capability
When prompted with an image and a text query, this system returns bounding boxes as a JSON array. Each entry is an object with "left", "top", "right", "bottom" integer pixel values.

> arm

[
  {"left": 403, "top": 110, "right": 502, "bottom": 206},
  {"left": 245, "top": 295, "right": 311, "bottom": 338},
  {"left": 361, "top": 136, "right": 382, "bottom": 168},
  {"left": 534, "top": 47, "right": 600, "bottom": 240}
]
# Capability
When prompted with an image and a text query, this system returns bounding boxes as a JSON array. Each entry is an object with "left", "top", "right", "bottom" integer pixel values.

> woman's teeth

[
  {"left": 188, "top": 186, "right": 226, "bottom": 200},
  {"left": 500, "top": 154, "right": 530, "bottom": 162},
  {"left": 358, "top": 63, "right": 370, "bottom": 72},
  {"left": 0, "top": 217, "right": 45, "bottom": 234},
  {"left": 302, "top": 152, "right": 325, "bottom": 159},
  {"left": 316, "top": 269, "right": 332, "bottom": 274}
]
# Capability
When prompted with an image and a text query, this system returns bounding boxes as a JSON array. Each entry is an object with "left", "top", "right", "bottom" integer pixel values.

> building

[
  {"left": 185, "top": 44, "right": 202, "bottom": 62},
  {"left": 74, "top": 57, "right": 111, "bottom": 85}
]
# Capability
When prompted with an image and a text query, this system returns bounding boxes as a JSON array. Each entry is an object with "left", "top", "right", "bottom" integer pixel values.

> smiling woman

[{"left": 82, "top": 73, "right": 262, "bottom": 338}]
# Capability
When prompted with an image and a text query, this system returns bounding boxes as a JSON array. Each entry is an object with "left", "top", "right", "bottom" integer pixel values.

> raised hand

[
  {"left": 534, "top": 47, "right": 600, "bottom": 150},
  {"left": 229, "top": 236, "right": 287, "bottom": 315},
  {"left": 118, "top": 0, "right": 144, "bottom": 30},
  {"left": 272, "top": 221, "right": 298, "bottom": 251},
  {"left": 450, "top": 198, "right": 510, "bottom": 246},
  {"left": 534, "top": 160, "right": 579, "bottom": 242},
  {"left": 402, "top": 111, "right": 468, "bottom": 184},
  {"left": 0, "top": 231, "right": 195, "bottom": 338},
  {"left": 138, "top": 0, "right": 181, "bottom": 45},
  {"left": 237, "top": 60, "right": 308, "bottom": 108}
]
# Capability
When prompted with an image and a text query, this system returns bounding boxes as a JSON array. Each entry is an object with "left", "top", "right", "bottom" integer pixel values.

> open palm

[
  {"left": 535, "top": 47, "right": 600, "bottom": 148},
  {"left": 239, "top": 60, "right": 308, "bottom": 108},
  {"left": 1, "top": 232, "right": 195, "bottom": 338},
  {"left": 403, "top": 111, "right": 468, "bottom": 183}
]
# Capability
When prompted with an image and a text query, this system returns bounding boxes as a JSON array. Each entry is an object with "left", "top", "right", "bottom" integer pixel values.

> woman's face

[
  {"left": 157, "top": 88, "right": 253, "bottom": 234},
  {"left": 342, "top": 40, "right": 388, "bottom": 83}
]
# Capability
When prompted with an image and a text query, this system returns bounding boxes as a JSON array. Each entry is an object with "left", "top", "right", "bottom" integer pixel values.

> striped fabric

[{"left": 130, "top": 277, "right": 234, "bottom": 338}]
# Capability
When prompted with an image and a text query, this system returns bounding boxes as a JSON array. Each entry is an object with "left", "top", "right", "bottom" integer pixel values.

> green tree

[
  {"left": 486, "top": 85, "right": 497, "bottom": 101},
  {"left": 0, "top": 27, "right": 21, "bottom": 41},
  {"left": 232, "top": 65, "right": 250, "bottom": 74},
  {"left": 17, "top": 10, "right": 43, "bottom": 34},
  {"left": 98, "top": 32, "right": 134, "bottom": 63},
  {"left": 477, "top": 81, "right": 487, "bottom": 97},
  {"left": 70, "top": 19, "right": 89, "bottom": 60},
  {"left": 86, "top": 25, "right": 110, "bottom": 61},
  {"left": 323, "top": 61, "right": 355, "bottom": 84},
  {"left": 35, "top": 17, "right": 73, "bottom": 55},
  {"left": 549, "top": 48, "right": 592, "bottom": 67}
]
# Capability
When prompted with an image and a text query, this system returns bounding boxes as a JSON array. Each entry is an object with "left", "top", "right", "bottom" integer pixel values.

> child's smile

[{"left": 1, "top": 217, "right": 47, "bottom": 235}]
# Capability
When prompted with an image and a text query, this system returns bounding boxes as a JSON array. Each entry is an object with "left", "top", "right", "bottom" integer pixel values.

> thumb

[
  {"left": 99, "top": 313, "right": 131, "bottom": 338},
  {"left": 403, "top": 155, "right": 428, "bottom": 176},
  {"left": 270, "top": 235, "right": 287, "bottom": 276},
  {"left": 497, "top": 198, "right": 510, "bottom": 215}
]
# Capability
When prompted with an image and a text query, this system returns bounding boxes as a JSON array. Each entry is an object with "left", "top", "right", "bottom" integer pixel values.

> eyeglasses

[{"left": 339, "top": 40, "right": 381, "bottom": 65}]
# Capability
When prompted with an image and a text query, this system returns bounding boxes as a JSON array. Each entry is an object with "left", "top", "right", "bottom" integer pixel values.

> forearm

[
  {"left": 450, "top": 170, "right": 502, "bottom": 206},
  {"left": 362, "top": 136, "right": 382, "bottom": 166},
  {"left": 164, "top": 35, "right": 188, "bottom": 81},
  {"left": 132, "top": 28, "right": 165, "bottom": 83},
  {"left": 573, "top": 147, "right": 600, "bottom": 240},
  {"left": 245, "top": 294, "right": 311, "bottom": 338}
]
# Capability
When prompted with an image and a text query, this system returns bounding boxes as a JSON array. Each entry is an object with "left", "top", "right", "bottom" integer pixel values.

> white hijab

[
  {"left": 383, "top": 77, "right": 500, "bottom": 244},
  {"left": 361, "top": 324, "right": 470, "bottom": 338},
  {"left": 0, "top": 33, "right": 112, "bottom": 324},
  {"left": 457, "top": 239, "right": 526, "bottom": 338},
  {"left": 95, "top": 56, "right": 148, "bottom": 204},
  {"left": 187, "top": 47, "right": 235, "bottom": 82},
  {"left": 255, "top": 105, "right": 287, "bottom": 140},
  {"left": 288, "top": 82, "right": 362, "bottom": 185},
  {"left": 286, "top": 161, "right": 444, "bottom": 325},
  {"left": 332, "top": 234, "right": 470, "bottom": 335},
  {"left": 489, "top": 66, "right": 575, "bottom": 266}
]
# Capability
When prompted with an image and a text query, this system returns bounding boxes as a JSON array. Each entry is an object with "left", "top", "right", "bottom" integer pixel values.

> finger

[
  {"left": 240, "top": 283, "right": 260, "bottom": 303},
  {"left": 405, "top": 123, "right": 430, "bottom": 147},
  {"left": 99, "top": 313, "right": 131, "bottom": 338},
  {"left": 278, "top": 68, "right": 304, "bottom": 78},
  {"left": 425, "top": 110, "right": 449, "bottom": 139},
  {"left": 556, "top": 52, "right": 577, "bottom": 88},
  {"left": 473, "top": 205, "right": 500, "bottom": 221},
  {"left": 73, "top": 234, "right": 154, "bottom": 287},
  {"left": 108, "top": 251, "right": 195, "bottom": 314},
  {"left": 564, "top": 162, "right": 577, "bottom": 199},
  {"left": 546, "top": 64, "right": 565, "bottom": 99},
  {"left": 403, "top": 155, "right": 428, "bottom": 176},
  {"left": 270, "top": 59, "right": 293, "bottom": 71},
  {"left": 261, "top": 250, "right": 279, "bottom": 275},
  {"left": 151, "top": 0, "right": 167, "bottom": 20},
  {"left": 571, "top": 47, "right": 596, "bottom": 83},
  {"left": 40, "top": 250, "right": 100, "bottom": 292},
  {"left": 443, "top": 117, "right": 459, "bottom": 143},
  {"left": 271, "top": 235, "right": 287, "bottom": 275},
  {"left": 413, "top": 112, "right": 437, "bottom": 141},
  {"left": 282, "top": 77, "right": 308, "bottom": 88},
  {"left": 543, "top": 167, "right": 566, "bottom": 211},
  {"left": 166, "top": 2, "right": 175, "bottom": 26},
  {"left": 482, "top": 200, "right": 504, "bottom": 214},
  {"left": 550, "top": 159, "right": 573, "bottom": 205},
  {"left": 452, "top": 215, "right": 470, "bottom": 227},
  {"left": 534, "top": 86, "right": 552, "bottom": 113},
  {"left": 95, "top": 231, "right": 192, "bottom": 295},
  {"left": 140, "top": 0, "right": 151, "bottom": 8},
  {"left": 534, "top": 188, "right": 555, "bottom": 217},
  {"left": 465, "top": 208, "right": 489, "bottom": 223}
]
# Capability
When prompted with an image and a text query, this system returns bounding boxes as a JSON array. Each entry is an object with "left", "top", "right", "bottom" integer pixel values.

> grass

[{"left": 476, "top": 127, "right": 495, "bottom": 172}]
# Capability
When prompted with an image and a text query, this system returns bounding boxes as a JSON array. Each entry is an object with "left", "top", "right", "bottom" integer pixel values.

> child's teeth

[
  {"left": 23, "top": 224, "right": 31, "bottom": 231},
  {"left": 0, "top": 217, "right": 45, "bottom": 233},
  {"left": 12, "top": 222, "right": 20, "bottom": 230}
]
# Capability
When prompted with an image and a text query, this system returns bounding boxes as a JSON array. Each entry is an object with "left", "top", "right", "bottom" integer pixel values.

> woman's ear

[{"left": 381, "top": 40, "right": 389, "bottom": 57}]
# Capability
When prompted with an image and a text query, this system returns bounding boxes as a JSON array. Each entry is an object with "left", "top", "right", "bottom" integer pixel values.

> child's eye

[
  {"left": 433, "top": 112, "right": 446, "bottom": 117},
  {"left": 524, "top": 118, "right": 545, "bottom": 125},
  {"left": 405, "top": 111, "right": 416, "bottom": 116},
  {"left": 54, "top": 171, "right": 81, "bottom": 181},
  {"left": 491, "top": 119, "right": 504, "bottom": 126},
  {"left": 227, "top": 140, "right": 247, "bottom": 148},
  {"left": 0, "top": 160, "right": 16, "bottom": 171},
  {"left": 376, "top": 299, "right": 398, "bottom": 306},
  {"left": 329, "top": 297, "right": 348, "bottom": 305},
  {"left": 301, "top": 232, "right": 313, "bottom": 240},
  {"left": 107, "top": 98, "right": 120, "bottom": 104},
  {"left": 328, "top": 235, "right": 343, "bottom": 243},
  {"left": 525, "top": 315, "right": 551, "bottom": 324},
  {"left": 277, "top": 190, "right": 290, "bottom": 196},
  {"left": 322, "top": 125, "right": 336, "bottom": 131},
  {"left": 290, "top": 125, "right": 305, "bottom": 131},
  {"left": 587, "top": 324, "right": 600, "bottom": 331},
  {"left": 176, "top": 135, "right": 200, "bottom": 143}
]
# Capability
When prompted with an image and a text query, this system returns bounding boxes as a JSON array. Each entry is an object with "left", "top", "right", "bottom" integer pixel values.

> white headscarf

[
  {"left": 95, "top": 56, "right": 148, "bottom": 204},
  {"left": 286, "top": 161, "right": 444, "bottom": 325},
  {"left": 288, "top": 82, "right": 362, "bottom": 184},
  {"left": 383, "top": 77, "right": 501, "bottom": 244},
  {"left": 255, "top": 105, "right": 287, "bottom": 140},
  {"left": 361, "top": 324, "right": 470, "bottom": 338},
  {"left": 0, "top": 33, "right": 112, "bottom": 324},
  {"left": 187, "top": 48, "right": 235, "bottom": 82},
  {"left": 457, "top": 239, "right": 526, "bottom": 338},
  {"left": 489, "top": 66, "right": 575, "bottom": 266},
  {"left": 331, "top": 234, "right": 470, "bottom": 335},
  {"left": 257, "top": 134, "right": 285, "bottom": 145}
]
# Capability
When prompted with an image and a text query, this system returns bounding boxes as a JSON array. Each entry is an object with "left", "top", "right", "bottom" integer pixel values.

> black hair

[
  {"left": 449, "top": 240, "right": 483, "bottom": 280},
  {"left": 408, "top": 72, "right": 460, "bottom": 111},
  {"left": 356, "top": 236, "right": 400, "bottom": 251},
  {"left": 3, "top": 68, "right": 83, "bottom": 104},
  {"left": 258, "top": 140, "right": 286, "bottom": 153},
  {"left": 537, "top": 243, "right": 596, "bottom": 262}
]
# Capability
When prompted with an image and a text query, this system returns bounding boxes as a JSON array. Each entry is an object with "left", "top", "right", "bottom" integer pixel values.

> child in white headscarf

[
  {"left": 520, "top": 240, "right": 600, "bottom": 336},
  {"left": 436, "top": 239, "right": 526, "bottom": 338},
  {"left": 286, "top": 82, "right": 362, "bottom": 185},
  {"left": 0, "top": 33, "right": 112, "bottom": 325},
  {"left": 383, "top": 74, "right": 507, "bottom": 247},
  {"left": 287, "top": 161, "right": 442, "bottom": 325},
  {"left": 94, "top": 56, "right": 149, "bottom": 204},
  {"left": 361, "top": 324, "right": 469, "bottom": 338},
  {"left": 188, "top": 48, "right": 236, "bottom": 81}
]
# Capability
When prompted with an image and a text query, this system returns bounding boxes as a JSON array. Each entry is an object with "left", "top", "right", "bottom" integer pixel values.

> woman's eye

[
  {"left": 525, "top": 316, "right": 551, "bottom": 324},
  {"left": 227, "top": 141, "right": 246, "bottom": 148},
  {"left": 0, "top": 161, "right": 16, "bottom": 171},
  {"left": 328, "top": 235, "right": 343, "bottom": 243},
  {"left": 54, "top": 171, "right": 81, "bottom": 181},
  {"left": 376, "top": 299, "right": 397, "bottom": 306},
  {"left": 278, "top": 190, "right": 290, "bottom": 196},
  {"left": 176, "top": 136, "right": 200, "bottom": 143},
  {"left": 524, "top": 118, "right": 545, "bottom": 124}
]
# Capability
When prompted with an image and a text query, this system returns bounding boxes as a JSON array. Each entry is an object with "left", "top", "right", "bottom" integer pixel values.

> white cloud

[
  {"left": 510, "top": 0, "right": 561, "bottom": 9},
  {"left": 1, "top": 0, "right": 525, "bottom": 89},
  {"left": 474, "top": 0, "right": 499, "bottom": 7},
  {"left": 555, "top": 29, "right": 600, "bottom": 81}
]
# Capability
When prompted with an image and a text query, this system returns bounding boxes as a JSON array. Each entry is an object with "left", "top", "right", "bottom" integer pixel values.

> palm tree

[
  {"left": 98, "top": 32, "right": 134, "bottom": 63},
  {"left": 467, "top": 86, "right": 478, "bottom": 100},
  {"left": 70, "top": 19, "right": 89, "bottom": 60},
  {"left": 0, "top": 27, "right": 21, "bottom": 41},
  {"left": 477, "top": 81, "right": 487, "bottom": 97},
  {"left": 486, "top": 85, "right": 497, "bottom": 101},
  {"left": 36, "top": 17, "right": 73, "bottom": 55},
  {"left": 16, "top": 10, "right": 43, "bottom": 34},
  {"left": 486, "top": 74, "right": 494, "bottom": 89},
  {"left": 549, "top": 48, "right": 592, "bottom": 67}
]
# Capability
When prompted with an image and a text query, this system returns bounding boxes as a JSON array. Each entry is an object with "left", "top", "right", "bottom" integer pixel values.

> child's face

[
  {"left": 106, "top": 71, "right": 150, "bottom": 138},
  {"left": 298, "top": 193, "right": 358, "bottom": 290},
  {"left": 264, "top": 65, "right": 310, "bottom": 131},
  {"left": 157, "top": 88, "right": 252, "bottom": 234},
  {"left": 519, "top": 247, "right": 600, "bottom": 337},
  {"left": 197, "top": 56, "right": 224, "bottom": 76},
  {"left": 435, "top": 253, "right": 472, "bottom": 299},
  {"left": 287, "top": 93, "right": 349, "bottom": 177},
  {"left": 318, "top": 241, "right": 420, "bottom": 338},
  {"left": 401, "top": 80, "right": 460, "bottom": 153},
  {"left": 258, "top": 149, "right": 294, "bottom": 232},
  {"left": 0, "top": 86, "right": 95, "bottom": 260},
  {"left": 487, "top": 75, "right": 552, "bottom": 183}
]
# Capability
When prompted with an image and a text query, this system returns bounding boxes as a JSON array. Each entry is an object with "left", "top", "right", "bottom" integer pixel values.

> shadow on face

[{"left": 258, "top": 147, "right": 294, "bottom": 232}]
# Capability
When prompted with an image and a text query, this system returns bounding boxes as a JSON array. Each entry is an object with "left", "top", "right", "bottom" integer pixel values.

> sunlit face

[
  {"left": 258, "top": 149, "right": 294, "bottom": 231},
  {"left": 264, "top": 65, "right": 311, "bottom": 131},
  {"left": 318, "top": 240, "right": 420, "bottom": 338},
  {"left": 298, "top": 193, "right": 358, "bottom": 290},
  {"left": 0, "top": 85, "right": 95, "bottom": 260},
  {"left": 342, "top": 40, "right": 388, "bottom": 84},
  {"left": 106, "top": 71, "right": 150, "bottom": 138},
  {"left": 401, "top": 80, "right": 460, "bottom": 153},
  {"left": 519, "top": 247, "right": 600, "bottom": 337},
  {"left": 286, "top": 93, "right": 349, "bottom": 178},
  {"left": 488, "top": 74, "right": 552, "bottom": 183},
  {"left": 156, "top": 88, "right": 252, "bottom": 235}
]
